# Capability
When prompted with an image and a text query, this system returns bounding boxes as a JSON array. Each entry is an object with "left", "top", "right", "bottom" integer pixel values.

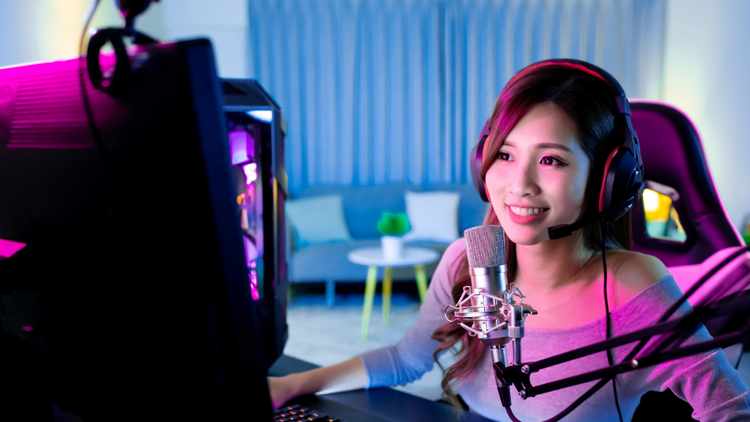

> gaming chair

[{"left": 629, "top": 100, "right": 750, "bottom": 421}]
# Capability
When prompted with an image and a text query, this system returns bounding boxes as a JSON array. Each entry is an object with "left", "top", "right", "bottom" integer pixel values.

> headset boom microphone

[{"left": 445, "top": 226, "right": 537, "bottom": 408}]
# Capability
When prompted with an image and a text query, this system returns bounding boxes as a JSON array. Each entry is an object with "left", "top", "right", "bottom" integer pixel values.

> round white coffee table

[{"left": 347, "top": 246, "right": 440, "bottom": 339}]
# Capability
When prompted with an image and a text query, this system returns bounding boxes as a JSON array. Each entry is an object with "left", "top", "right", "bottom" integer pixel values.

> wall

[
  {"left": 0, "top": 1, "right": 164, "bottom": 68},
  {"left": 160, "top": 0, "right": 248, "bottom": 78},
  {"left": 0, "top": 0, "right": 245, "bottom": 79},
  {"left": 1, "top": 0, "right": 747, "bottom": 231},
  {"left": 662, "top": 0, "right": 750, "bottom": 231}
]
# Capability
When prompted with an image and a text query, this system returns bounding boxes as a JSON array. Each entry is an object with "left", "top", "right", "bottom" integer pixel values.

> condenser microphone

[
  {"left": 464, "top": 225, "right": 509, "bottom": 343},
  {"left": 465, "top": 226, "right": 513, "bottom": 407},
  {"left": 445, "top": 225, "right": 537, "bottom": 408}
]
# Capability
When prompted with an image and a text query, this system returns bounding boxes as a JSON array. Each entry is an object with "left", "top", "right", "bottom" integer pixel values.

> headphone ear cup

[
  {"left": 600, "top": 147, "right": 643, "bottom": 221},
  {"left": 470, "top": 136, "right": 490, "bottom": 203}
]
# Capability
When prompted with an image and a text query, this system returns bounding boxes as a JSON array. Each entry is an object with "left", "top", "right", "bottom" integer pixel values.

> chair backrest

[
  {"left": 630, "top": 100, "right": 745, "bottom": 263},
  {"left": 629, "top": 100, "right": 750, "bottom": 305}
]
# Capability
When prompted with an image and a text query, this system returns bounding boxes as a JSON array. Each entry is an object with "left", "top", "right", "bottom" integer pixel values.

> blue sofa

[{"left": 286, "top": 183, "right": 489, "bottom": 306}]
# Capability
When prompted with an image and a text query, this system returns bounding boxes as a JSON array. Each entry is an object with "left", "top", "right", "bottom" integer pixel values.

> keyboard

[{"left": 273, "top": 404, "right": 348, "bottom": 422}]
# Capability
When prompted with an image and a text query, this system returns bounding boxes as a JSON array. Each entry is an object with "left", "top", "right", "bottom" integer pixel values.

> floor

[{"left": 283, "top": 289, "right": 457, "bottom": 401}]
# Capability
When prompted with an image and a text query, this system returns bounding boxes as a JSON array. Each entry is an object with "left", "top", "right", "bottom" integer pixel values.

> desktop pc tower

[{"left": 221, "top": 78, "right": 289, "bottom": 367}]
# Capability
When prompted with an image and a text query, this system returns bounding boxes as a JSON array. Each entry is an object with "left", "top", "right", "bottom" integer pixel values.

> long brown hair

[{"left": 431, "top": 64, "right": 633, "bottom": 409}]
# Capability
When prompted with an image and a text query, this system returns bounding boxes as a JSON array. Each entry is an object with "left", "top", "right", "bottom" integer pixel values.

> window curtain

[{"left": 247, "top": 0, "right": 666, "bottom": 195}]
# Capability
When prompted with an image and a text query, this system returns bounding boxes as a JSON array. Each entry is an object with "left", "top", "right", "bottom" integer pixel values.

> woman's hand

[
  {"left": 267, "top": 374, "right": 301, "bottom": 409},
  {"left": 267, "top": 357, "right": 369, "bottom": 409}
]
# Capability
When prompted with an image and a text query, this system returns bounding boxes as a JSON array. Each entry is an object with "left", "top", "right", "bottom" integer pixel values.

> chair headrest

[{"left": 629, "top": 100, "right": 743, "bottom": 266}]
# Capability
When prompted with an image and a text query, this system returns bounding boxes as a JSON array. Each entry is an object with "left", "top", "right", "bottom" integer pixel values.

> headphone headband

[
  {"left": 510, "top": 59, "right": 624, "bottom": 99},
  {"left": 491, "top": 59, "right": 640, "bottom": 163}
]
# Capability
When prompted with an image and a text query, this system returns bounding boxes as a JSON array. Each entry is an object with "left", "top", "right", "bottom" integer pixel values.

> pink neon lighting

[
  {"left": 21, "top": 326, "right": 34, "bottom": 332},
  {"left": 243, "top": 235, "right": 258, "bottom": 264},
  {"left": 229, "top": 130, "right": 254, "bottom": 164},
  {"left": 248, "top": 183, "right": 256, "bottom": 203},
  {"left": 249, "top": 270, "right": 259, "bottom": 300},
  {"left": 599, "top": 146, "right": 621, "bottom": 212},
  {"left": 0, "top": 238, "right": 26, "bottom": 259},
  {"left": 243, "top": 163, "right": 258, "bottom": 185},
  {"left": 507, "top": 61, "right": 616, "bottom": 94},
  {"left": 631, "top": 99, "right": 745, "bottom": 245},
  {"left": 0, "top": 53, "right": 130, "bottom": 149}
]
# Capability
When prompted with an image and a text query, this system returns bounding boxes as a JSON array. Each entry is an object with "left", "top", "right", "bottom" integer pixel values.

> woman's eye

[
  {"left": 497, "top": 152, "right": 511, "bottom": 161},
  {"left": 540, "top": 156, "right": 565, "bottom": 166}
]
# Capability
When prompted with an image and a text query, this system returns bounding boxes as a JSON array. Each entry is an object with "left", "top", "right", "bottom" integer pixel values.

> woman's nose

[{"left": 508, "top": 162, "right": 540, "bottom": 197}]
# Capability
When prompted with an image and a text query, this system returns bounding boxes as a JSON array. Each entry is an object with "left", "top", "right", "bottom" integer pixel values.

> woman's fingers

[{"left": 267, "top": 375, "right": 295, "bottom": 409}]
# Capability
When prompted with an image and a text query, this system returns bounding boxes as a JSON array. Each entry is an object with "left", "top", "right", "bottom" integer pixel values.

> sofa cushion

[
  {"left": 287, "top": 184, "right": 489, "bottom": 285},
  {"left": 286, "top": 195, "right": 352, "bottom": 248},
  {"left": 402, "top": 191, "right": 461, "bottom": 243},
  {"left": 295, "top": 184, "right": 412, "bottom": 239},
  {"left": 294, "top": 184, "right": 488, "bottom": 240},
  {"left": 423, "top": 184, "right": 489, "bottom": 234}
]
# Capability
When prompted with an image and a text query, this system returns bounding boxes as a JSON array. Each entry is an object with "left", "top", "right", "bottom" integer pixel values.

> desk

[
  {"left": 269, "top": 355, "right": 493, "bottom": 422},
  {"left": 348, "top": 247, "right": 440, "bottom": 339}
]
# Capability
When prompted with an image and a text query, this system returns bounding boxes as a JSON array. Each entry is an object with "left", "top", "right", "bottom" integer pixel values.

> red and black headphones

[{"left": 469, "top": 59, "right": 645, "bottom": 239}]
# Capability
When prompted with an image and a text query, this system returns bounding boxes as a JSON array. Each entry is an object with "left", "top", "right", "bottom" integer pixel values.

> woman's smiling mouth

[
  {"left": 507, "top": 205, "right": 550, "bottom": 223},
  {"left": 509, "top": 206, "right": 547, "bottom": 216}
]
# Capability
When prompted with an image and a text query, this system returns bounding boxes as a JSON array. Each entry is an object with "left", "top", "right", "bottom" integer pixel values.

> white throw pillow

[
  {"left": 401, "top": 191, "right": 461, "bottom": 244},
  {"left": 285, "top": 195, "right": 353, "bottom": 248}
]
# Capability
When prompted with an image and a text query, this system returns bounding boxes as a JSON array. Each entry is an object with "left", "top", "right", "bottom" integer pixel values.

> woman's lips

[{"left": 507, "top": 206, "right": 549, "bottom": 224}]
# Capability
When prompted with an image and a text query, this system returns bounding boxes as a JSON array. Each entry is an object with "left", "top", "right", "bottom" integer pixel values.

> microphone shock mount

[{"left": 445, "top": 279, "right": 537, "bottom": 407}]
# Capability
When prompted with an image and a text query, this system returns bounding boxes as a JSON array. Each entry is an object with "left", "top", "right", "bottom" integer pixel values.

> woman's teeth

[{"left": 510, "top": 207, "right": 546, "bottom": 216}]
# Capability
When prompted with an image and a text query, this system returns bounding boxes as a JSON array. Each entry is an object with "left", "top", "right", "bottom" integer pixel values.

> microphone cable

[
  {"left": 78, "top": 0, "right": 122, "bottom": 217},
  {"left": 504, "top": 221, "right": 626, "bottom": 422},
  {"left": 601, "top": 220, "right": 624, "bottom": 422},
  {"left": 79, "top": 0, "right": 104, "bottom": 151},
  {"left": 23, "top": 4, "right": 112, "bottom": 420}
]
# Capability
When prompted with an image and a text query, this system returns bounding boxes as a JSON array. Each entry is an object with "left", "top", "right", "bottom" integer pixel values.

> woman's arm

[
  {"left": 267, "top": 356, "right": 369, "bottom": 409},
  {"left": 268, "top": 239, "right": 466, "bottom": 408}
]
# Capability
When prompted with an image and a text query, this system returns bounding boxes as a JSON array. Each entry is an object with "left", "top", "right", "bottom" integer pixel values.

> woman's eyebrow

[
  {"left": 502, "top": 141, "right": 571, "bottom": 152},
  {"left": 535, "top": 142, "right": 571, "bottom": 152}
]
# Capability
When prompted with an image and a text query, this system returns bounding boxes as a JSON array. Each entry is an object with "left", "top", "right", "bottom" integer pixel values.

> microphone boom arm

[{"left": 494, "top": 288, "right": 750, "bottom": 399}]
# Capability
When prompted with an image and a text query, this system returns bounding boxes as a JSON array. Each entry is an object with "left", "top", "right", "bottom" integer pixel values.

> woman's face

[{"left": 485, "top": 102, "right": 591, "bottom": 245}]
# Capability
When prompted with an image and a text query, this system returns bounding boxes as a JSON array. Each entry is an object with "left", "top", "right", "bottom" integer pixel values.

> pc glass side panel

[{"left": 223, "top": 79, "right": 289, "bottom": 366}]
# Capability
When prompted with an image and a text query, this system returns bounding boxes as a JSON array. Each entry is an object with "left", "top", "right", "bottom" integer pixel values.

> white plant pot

[{"left": 381, "top": 235, "right": 404, "bottom": 261}]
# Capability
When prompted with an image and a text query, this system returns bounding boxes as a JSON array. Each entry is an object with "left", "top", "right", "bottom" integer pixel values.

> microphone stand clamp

[{"left": 445, "top": 283, "right": 537, "bottom": 407}]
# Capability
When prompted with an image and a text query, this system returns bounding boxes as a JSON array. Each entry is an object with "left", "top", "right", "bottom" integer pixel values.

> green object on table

[
  {"left": 744, "top": 233, "right": 750, "bottom": 246},
  {"left": 377, "top": 212, "right": 410, "bottom": 236}
]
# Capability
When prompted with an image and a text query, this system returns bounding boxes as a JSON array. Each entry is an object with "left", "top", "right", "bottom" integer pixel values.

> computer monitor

[{"left": 0, "top": 39, "right": 275, "bottom": 420}]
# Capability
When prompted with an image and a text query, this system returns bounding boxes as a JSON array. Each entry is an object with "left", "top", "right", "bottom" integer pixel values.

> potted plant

[{"left": 377, "top": 212, "right": 411, "bottom": 260}]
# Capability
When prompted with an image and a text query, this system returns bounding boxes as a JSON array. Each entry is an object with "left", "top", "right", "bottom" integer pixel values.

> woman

[{"left": 269, "top": 62, "right": 750, "bottom": 421}]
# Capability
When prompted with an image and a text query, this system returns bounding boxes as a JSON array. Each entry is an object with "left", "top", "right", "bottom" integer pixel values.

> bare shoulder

[{"left": 610, "top": 250, "right": 670, "bottom": 294}]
